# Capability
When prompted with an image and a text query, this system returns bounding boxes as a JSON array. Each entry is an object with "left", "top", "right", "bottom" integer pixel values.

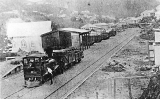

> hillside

[
  {"left": 0, "top": 0, "right": 159, "bottom": 49},
  {"left": 0, "top": 0, "right": 159, "bottom": 18},
  {"left": 76, "top": 0, "right": 159, "bottom": 18}
]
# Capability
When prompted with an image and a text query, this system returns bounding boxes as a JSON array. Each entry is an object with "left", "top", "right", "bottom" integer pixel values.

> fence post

[
  {"left": 147, "top": 41, "right": 151, "bottom": 66},
  {"left": 96, "top": 92, "right": 98, "bottom": 99},
  {"left": 128, "top": 79, "right": 132, "bottom": 99},
  {"left": 114, "top": 79, "right": 116, "bottom": 99}
]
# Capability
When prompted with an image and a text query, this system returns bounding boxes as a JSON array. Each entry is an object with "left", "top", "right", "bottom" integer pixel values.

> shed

[{"left": 7, "top": 21, "right": 52, "bottom": 53}]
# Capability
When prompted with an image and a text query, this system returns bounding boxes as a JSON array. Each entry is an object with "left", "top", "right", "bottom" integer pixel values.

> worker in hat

[{"left": 45, "top": 58, "right": 55, "bottom": 85}]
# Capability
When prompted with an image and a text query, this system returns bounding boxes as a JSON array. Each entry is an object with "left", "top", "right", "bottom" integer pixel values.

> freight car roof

[
  {"left": 24, "top": 53, "right": 47, "bottom": 58},
  {"left": 59, "top": 28, "right": 90, "bottom": 34},
  {"left": 41, "top": 30, "right": 58, "bottom": 37}
]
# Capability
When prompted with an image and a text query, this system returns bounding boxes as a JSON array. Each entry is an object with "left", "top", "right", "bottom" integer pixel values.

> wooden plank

[{"left": 2, "top": 64, "right": 23, "bottom": 78}]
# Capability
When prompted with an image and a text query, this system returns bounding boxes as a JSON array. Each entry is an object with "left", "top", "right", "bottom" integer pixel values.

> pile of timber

[{"left": 139, "top": 73, "right": 160, "bottom": 99}]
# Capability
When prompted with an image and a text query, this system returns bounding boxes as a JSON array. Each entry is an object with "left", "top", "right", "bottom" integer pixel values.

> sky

[
  {"left": 27, "top": 0, "right": 43, "bottom": 2},
  {"left": 157, "top": 0, "right": 160, "bottom": 2}
]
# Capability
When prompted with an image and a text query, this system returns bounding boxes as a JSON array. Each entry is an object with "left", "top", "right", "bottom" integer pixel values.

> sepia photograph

[{"left": 0, "top": 0, "right": 160, "bottom": 99}]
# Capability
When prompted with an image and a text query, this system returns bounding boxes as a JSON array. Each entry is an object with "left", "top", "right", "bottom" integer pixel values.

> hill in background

[{"left": 0, "top": 0, "right": 159, "bottom": 48}]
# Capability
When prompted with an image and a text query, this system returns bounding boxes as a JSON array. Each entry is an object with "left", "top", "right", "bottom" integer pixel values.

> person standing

[
  {"left": 46, "top": 66, "right": 53, "bottom": 85},
  {"left": 45, "top": 59, "right": 55, "bottom": 85}
]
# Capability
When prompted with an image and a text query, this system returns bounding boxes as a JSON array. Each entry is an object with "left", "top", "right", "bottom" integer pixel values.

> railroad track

[
  {"left": 3, "top": 29, "right": 129, "bottom": 81},
  {"left": 46, "top": 28, "right": 138, "bottom": 99},
  {"left": 3, "top": 28, "right": 140, "bottom": 99},
  {"left": 84, "top": 28, "right": 131, "bottom": 56}
]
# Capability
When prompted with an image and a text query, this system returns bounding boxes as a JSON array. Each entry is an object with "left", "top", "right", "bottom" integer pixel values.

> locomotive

[{"left": 22, "top": 28, "right": 90, "bottom": 87}]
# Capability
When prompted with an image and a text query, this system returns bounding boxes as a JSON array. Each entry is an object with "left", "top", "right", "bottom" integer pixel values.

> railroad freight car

[
  {"left": 23, "top": 28, "right": 90, "bottom": 87},
  {"left": 81, "top": 24, "right": 103, "bottom": 43},
  {"left": 94, "top": 23, "right": 116, "bottom": 37},
  {"left": 59, "top": 28, "right": 91, "bottom": 50}
]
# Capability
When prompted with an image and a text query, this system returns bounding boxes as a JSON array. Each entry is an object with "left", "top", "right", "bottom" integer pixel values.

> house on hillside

[
  {"left": 155, "top": 11, "right": 160, "bottom": 20},
  {"left": 89, "top": 17, "right": 99, "bottom": 24},
  {"left": 140, "top": 9, "right": 155, "bottom": 18},
  {"left": 125, "top": 17, "right": 140, "bottom": 24},
  {"left": 156, "top": 5, "right": 160, "bottom": 11},
  {"left": 7, "top": 21, "right": 52, "bottom": 53}
]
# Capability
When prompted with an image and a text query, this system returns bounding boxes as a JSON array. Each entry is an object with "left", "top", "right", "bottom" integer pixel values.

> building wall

[
  {"left": 11, "top": 36, "right": 44, "bottom": 53},
  {"left": 154, "top": 30, "right": 160, "bottom": 65},
  {"left": 155, "top": 11, "right": 160, "bottom": 19},
  {"left": 155, "top": 46, "right": 160, "bottom": 65},
  {"left": 71, "top": 33, "right": 81, "bottom": 49},
  {"left": 140, "top": 10, "right": 155, "bottom": 18}
]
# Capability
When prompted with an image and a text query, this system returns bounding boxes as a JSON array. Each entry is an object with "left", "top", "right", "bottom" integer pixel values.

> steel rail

[{"left": 45, "top": 30, "right": 137, "bottom": 99}]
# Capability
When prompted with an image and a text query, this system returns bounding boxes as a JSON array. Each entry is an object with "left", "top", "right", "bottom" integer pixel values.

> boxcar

[{"left": 59, "top": 28, "right": 91, "bottom": 50}]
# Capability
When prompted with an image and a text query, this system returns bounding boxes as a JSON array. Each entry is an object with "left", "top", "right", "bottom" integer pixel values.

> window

[
  {"left": 31, "top": 41, "right": 35, "bottom": 48},
  {"left": 23, "top": 59, "right": 28, "bottom": 65},
  {"left": 35, "top": 58, "right": 40, "bottom": 62},
  {"left": 29, "top": 58, "right": 34, "bottom": 63},
  {"left": 21, "top": 39, "right": 27, "bottom": 49}
]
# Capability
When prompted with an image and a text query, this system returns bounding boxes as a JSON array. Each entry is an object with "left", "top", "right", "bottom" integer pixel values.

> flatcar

[{"left": 23, "top": 48, "right": 83, "bottom": 87}]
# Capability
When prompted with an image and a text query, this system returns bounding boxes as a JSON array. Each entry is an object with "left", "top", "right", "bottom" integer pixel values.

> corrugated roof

[
  {"left": 7, "top": 21, "right": 52, "bottom": 37},
  {"left": 59, "top": 28, "right": 90, "bottom": 34},
  {"left": 25, "top": 53, "right": 47, "bottom": 58}
]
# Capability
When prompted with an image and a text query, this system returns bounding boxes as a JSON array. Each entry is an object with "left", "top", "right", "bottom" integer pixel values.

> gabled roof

[{"left": 7, "top": 21, "right": 52, "bottom": 37}]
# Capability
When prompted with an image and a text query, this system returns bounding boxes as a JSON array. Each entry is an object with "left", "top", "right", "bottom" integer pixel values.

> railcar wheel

[
  {"left": 78, "top": 59, "right": 81, "bottom": 63},
  {"left": 68, "top": 62, "right": 73, "bottom": 67},
  {"left": 57, "top": 67, "right": 63, "bottom": 74}
]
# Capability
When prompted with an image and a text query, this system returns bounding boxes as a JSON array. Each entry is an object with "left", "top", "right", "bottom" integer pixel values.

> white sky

[
  {"left": 27, "top": 0, "right": 43, "bottom": 2},
  {"left": 157, "top": 0, "right": 160, "bottom": 2}
]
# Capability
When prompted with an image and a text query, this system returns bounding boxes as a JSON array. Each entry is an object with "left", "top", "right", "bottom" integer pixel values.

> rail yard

[
  {"left": 1, "top": 1, "right": 160, "bottom": 99},
  {"left": 1, "top": 28, "right": 141, "bottom": 99}
]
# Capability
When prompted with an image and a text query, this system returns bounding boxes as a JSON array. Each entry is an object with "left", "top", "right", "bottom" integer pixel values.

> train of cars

[{"left": 22, "top": 23, "right": 118, "bottom": 87}]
